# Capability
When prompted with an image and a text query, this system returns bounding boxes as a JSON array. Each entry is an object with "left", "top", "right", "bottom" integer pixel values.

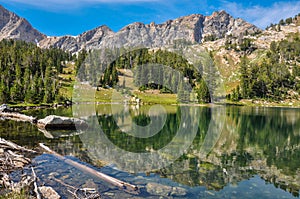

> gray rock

[
  {"left": 38, "top": 186, "right": 60, "bottom": 199},
  {"left": 171, "top": 186, "right": 187, "bottom": 197},
  {"left": 37, "top": 115, "right": 88, "bottom": 130},
  {"left": 0, "top": 5, "right": 45, "bottom": 43},
  {"left": 146, "top": 182, "right": 172, "bottom": 196},
  {"left": 39, "top": 11, "right": 260, "bottom": 53},
  {"left": 146, "top": 182, "right": 187, "bottom": 197}
]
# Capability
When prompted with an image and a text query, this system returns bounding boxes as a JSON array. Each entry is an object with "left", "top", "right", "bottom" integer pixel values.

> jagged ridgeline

[
  {"left": 76, "top": 48, "right": 213, "bottom": 103},
  {"left": 0, "top": 39, "right": 73, "bottom": 104}
]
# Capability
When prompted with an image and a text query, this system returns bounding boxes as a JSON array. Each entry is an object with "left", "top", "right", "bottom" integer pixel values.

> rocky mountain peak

[
  {"left": 0, "top": 4, "right": 262, "bottom": 53},
  {"left": 0, "top": 5, "right": 45, "bottom": 43},
  {"left": 202, "top": 10, "right": 260, "bottom": 40}
]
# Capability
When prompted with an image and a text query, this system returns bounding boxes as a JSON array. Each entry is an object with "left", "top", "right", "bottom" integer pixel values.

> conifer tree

[
  {"left": 197, "top": 79, "right": 211, "bottom": 103},
  {"left": 43, "top": 60, "right": 53, "bottom": 103}
]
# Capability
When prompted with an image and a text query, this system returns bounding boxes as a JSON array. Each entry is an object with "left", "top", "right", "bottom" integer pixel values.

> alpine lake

[{"left": 1, "top": 104, "right": 300, "bottom": 199}]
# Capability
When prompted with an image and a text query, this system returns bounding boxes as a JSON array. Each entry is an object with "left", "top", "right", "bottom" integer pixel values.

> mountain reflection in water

[{"left": 0, "top": 105, "right": 300, "bottom": 198}]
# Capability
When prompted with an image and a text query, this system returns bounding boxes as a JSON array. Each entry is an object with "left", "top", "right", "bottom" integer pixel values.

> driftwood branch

[
  {"left": 53, "top": 177, "right": 100, "bottom": 199},
  {"left": 0, "top": 138, "right": 36, "bottom": 153},
  {"left": 39, "top": 143, "right": 139, "bottom": 195},
  {"left": 31, "top": 167, "right": 41, "bottom": 199},
  {"left": 0, "top": 138, "right": 43, "bottom": 197}
]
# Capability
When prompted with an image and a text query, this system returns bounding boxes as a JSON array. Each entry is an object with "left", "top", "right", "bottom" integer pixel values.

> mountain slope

[
  {"left": 0, "top": 5, "right": 261, "bottom": 53},
  {"left": 0, "top": 5, "right": 45, "bottom": 43},
  {"left": 39, "top": 11, "right": 260, "bottom": 52}
]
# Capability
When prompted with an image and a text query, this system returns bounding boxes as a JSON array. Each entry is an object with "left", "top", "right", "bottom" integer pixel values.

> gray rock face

[
  {"left": 39, "top": 25, "right": 114, "bottom": 52},
  {"left": 0, "top": 5, "right": 261, "bottom": 52},
  {"left": 100, "top": 14, "right": 205, "bottom": 49},
  {"left": 37, "top": 115, "right": 88, "bottom": 130},
  {"left": 39, "top": 11, "right": 260, "bottom": 53},
  {"left": 0, "top": 5, "right": 45, "bottom": 43},
  {"left": 202, "top": 10, "right": 260, "bottom": 39}
]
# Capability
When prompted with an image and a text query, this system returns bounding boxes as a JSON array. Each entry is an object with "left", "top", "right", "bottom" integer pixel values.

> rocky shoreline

[
  {"left": 0, "top": 138, "right": 103, "bottom": 199},
  {"left": 0, "top": 138, "right": 60, "bottom": 198}
]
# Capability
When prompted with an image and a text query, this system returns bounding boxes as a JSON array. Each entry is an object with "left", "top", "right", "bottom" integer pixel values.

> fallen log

[
  {"left": 39, "top": 143, "right": 139, "bottom": 195},
  {"left": 0, "top": 138, "right": 36, "bottom": 154},
  {"left": 0, "top": 112, "right": 37, "bottom": 123}
]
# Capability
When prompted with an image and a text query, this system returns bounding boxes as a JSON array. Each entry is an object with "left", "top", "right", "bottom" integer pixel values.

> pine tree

[
  {"left": 240, "top": 56, "right": 250, "bottom": 98},
  {"left": 230, "top": 87, "right": 239, "bottom": 101},
  {"left": 0, "top": 79, "right": 8, "bottom": 103},
  {"left": 197, "top": 79, "right": 211, "bottom": 103},
  {"left": 43, "top": 61, "right": 53, "bottom": 103},
  {"left": 177, "top": 81, "right": 185, "bottom": 103},
  {"left": 75, "top": 49, "right": 87, "bottom": 75},
  {"left": 201, "top": 51, "right": 217, "bottom": 100},
  {"left": 111, "top": 66, "right": 118, "bottom": 86},
  {"left": 10, "top": 64, "right": 23, "bottom": 102},
  {"left": 134, "top": 65, "right": 142, "bottom": 87},
  {"left": 23, "top": 67, "right": 31, "bottom": 102}
]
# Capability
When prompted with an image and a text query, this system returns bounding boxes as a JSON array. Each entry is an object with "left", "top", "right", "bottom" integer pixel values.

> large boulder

[{"left": 37, "top": 115, "right": 88, "bottom": 130}]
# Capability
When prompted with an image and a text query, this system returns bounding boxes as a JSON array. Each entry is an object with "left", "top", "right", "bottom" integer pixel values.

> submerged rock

[
  {"left": 37, "top": 115, "right": 88, "bottom": 130},
  {"left": 146, "top": 182, "right": 187, "bottom": 197},
  {"left": 38, "top": 186, "right": 60, "bottom": 199}
]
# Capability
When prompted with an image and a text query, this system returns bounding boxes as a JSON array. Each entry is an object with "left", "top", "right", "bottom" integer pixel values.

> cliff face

[
  {"left": 202, "top": 10, "right": 260, "bottom": 38},
  {"left": 38, "top": 11, "right": 260, "bottom": 52},
  {"left": 98, "top": 14, "right": 205, "bottom": 49},
  {"left": 0, "top": 5, "right": 45, "bottom": 43},
  {"left": 38, "top": 26, "right": 114, "bottom": 52},
  {"left": 0, "top": 5, "right": 261, "bottom": 53}
]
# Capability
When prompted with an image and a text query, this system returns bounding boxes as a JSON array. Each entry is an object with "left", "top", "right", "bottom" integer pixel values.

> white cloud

[{"left": 220, "top": 1, "right": 300, "bottom": 28}]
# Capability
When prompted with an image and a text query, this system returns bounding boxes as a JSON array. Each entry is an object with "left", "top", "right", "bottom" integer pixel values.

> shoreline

[
  {"left": 6, "top": 101, "right": 300, "bottom": 110},
  {"left": 5, "top": 97, "right": 300, "bottom": 110}
]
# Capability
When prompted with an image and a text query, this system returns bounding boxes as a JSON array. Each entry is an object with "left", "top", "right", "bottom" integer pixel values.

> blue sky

[{"left": 0, "top": 0, "right": 299, "bottom": 36}]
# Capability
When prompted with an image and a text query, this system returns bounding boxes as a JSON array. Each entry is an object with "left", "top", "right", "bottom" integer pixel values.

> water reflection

[{"left": 0, "top": 105, "right": 300, "bottom": 198}]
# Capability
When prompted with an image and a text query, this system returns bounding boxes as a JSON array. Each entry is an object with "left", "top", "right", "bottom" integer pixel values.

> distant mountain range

[{"left": 0, "top": 5, "right": 260, "bottom": 53}]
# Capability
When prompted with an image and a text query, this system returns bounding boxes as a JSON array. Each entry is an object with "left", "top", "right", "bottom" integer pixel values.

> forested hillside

[
  {"left": 0, "top": 39, "right": 73, "bottom": 104},
  {"left": 77, "top": 48, "right": 215, "bottom": 103},
  {"left": 228, "top": 33, "right": 300, "bottom": 102}
]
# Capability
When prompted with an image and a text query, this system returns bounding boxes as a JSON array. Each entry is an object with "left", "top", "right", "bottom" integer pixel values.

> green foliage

[
  {"left": 225, "top": 38, "right": 255, "bottom": 52},
  {"left": 239, "top": 38, "right": 254, "bottom": 52},
  {"left": 232, "top": 34, "right": 300, "bottom": 101},
  {"left": 177, "top": 81, "right": 190, "bottom": 103},
  {"left": 197, "top": 79, "right": 211, "bottom": 103},
  {"left": 203, "top": 35, "right": 217, "bottom": 42},
  {"left": 75, "top": 49, "right": 87, "bottom": 75},
  {"left": 0, "top": 39, "right": 71, "bottom": 104},
  {"left": 96, "top": 48, "right": 202, "bottom": 95},
  {"left": 279, "top": 19, "right": 285, "bottom": 25},
  {"left": 268, "top": 13, "right": 300, "bottom": 29},
  {"left": 85, "top": 48, "right": 219, "bottom": 104},
  {"left": 229, "top": 85, "right": 241, "bottom": 101},
  {"left": 285, "top": 17, "right": 293, "bottom": 24}
]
